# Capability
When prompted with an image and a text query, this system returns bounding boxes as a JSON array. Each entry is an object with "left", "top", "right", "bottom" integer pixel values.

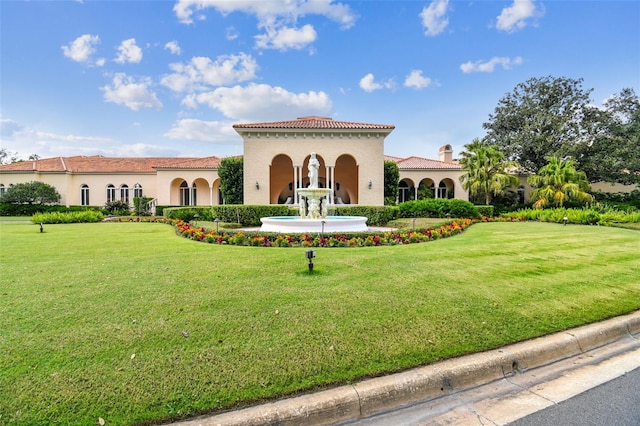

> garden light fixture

[{"left": 306, "top": 249, "right": 316, "bottom": 272}]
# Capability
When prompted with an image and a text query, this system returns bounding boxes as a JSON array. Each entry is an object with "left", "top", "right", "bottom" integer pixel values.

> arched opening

[
  {"left": 334, "top": 154, "right": 358, "bottom": 204},
  {"left": 270, "top": 154, "right": 294, "bottom": 204},
  {"left": 437, "top": 178, "right": 455, "bottom": 199},
  {"left": 398, "top": 179, "right": 415, "bottom": 203},
  {"left": 418, "top": 178, "right": 435, "bottom": 200},
  {"left": 193, "top": 178, "right": 210, "bottom": 205}
]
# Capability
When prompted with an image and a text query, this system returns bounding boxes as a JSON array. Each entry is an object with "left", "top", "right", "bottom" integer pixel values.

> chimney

[{"left": 438, "top": 144, "right": 453, "bottom": 162}]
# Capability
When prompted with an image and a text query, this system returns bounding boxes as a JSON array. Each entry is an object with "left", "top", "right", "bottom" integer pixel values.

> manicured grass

[{"left": 1, "top": 221, "right": 639, "bottom": 425}]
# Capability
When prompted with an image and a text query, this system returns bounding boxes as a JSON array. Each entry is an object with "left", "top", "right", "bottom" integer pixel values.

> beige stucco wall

[
  {"left": 591, "top": 181, "right": 638, "bottom": 194},
  {"left": 241, "top": 130, "right": 387, "bottom": 206}
]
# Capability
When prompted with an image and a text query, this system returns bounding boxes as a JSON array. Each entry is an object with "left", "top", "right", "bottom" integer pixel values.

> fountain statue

[{"left": 259, "top": 152, "right": 368, "bottom": 233}]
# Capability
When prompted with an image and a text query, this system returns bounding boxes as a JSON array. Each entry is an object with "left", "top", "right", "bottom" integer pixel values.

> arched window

[
  {"left": 134, "top": 183, "right": 143, "bottom": 199},
  {"left": 437, "top": 181, "right": 448, "bottom": 199},
  {"left": 120, "top": 184, "right": 129, "bottom": 204},
  {"left": 398, "top": 181, "right": 410, "bottom": 203},
  {"left": 106, "top": 184, "right": 116, "bottom": 203},
  {"left": 191, "top": 182, "right": 197, "bottom": 206},
  {"left": 0, "top": 184, "right": 5, "bottom": 197},
  {"left": 180, "top": 181, "right": 190, "bottom": 206},
  {"left": 81, "top": 184, "right": 90, "bottom": 206}
]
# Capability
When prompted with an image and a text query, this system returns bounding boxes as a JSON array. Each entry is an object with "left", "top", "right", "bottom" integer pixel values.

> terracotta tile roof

[
  {"left": 390, "top": 155, "right": 462, "bottom": 170},
  {"left": 0, "top": 155, "right": 222, "bottom": 173},
  {"left": 233, "top": 116, "right": 395, "bottom": 130},
  {"left": 155, "top": 156, "right": 222, "bottom": 169}
]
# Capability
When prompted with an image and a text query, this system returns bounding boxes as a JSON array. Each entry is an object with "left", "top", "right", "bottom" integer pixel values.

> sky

[{"left": 1, "top": 0, "right": 639, "bottom": 162}]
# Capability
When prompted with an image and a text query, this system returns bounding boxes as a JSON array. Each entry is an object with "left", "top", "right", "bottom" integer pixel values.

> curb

[{"left": 172, "top": 310, "right": 640, "bottom": 426}]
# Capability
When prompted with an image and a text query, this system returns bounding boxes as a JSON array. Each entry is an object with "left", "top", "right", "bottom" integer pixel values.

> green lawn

[{"left": 1, "top": 221, "right": 639, "bottom": 425}]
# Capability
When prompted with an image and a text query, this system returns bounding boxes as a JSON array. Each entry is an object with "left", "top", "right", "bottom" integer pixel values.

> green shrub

[
  {"left": 163, "top": 206, "right": 214, "bottom": 222},
  {"left": 397, "top": 199, "right": 479, "bottom": 219},
  {"left": 211, "top": 205, "right": 294, "bottom": 226},
  {"left": 104, "top": 200, "right": 130, "bottom": 215},
  {"left": 331, "top": 205, "right": 397, "bottom": 226},
  {"left": 133, "top": 197, "right": 154, "bottom": 216},
  {"left": 503, "top": 207, "right": 640, "bottom": 225},
  {"left": 475, "top": 205, "right": 495, "bottom": 217},
  {"left": 31, "top": 210, "right": 104, "bottom": 224}
]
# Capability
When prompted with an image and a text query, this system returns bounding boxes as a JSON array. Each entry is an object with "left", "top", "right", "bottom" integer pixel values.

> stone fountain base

[{"left": 259, "top": 216, "right": 368, "bottom": 233}]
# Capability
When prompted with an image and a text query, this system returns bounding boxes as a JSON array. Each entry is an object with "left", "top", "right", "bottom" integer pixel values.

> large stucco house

[{"left": 0, "top": 117, "right": 474, "bottom": 210}]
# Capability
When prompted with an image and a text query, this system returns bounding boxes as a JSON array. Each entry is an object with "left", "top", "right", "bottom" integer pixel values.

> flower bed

[{"left": 172, "top": 218, "right": 476, "bottom": 247}]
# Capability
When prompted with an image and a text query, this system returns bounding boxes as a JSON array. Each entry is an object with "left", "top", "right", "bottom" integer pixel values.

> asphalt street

[{"left": 509, "top": 366, "right": 640, "bottom": 426}]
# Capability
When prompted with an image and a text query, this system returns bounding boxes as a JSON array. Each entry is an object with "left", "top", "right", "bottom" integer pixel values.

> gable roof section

[
  {"left": 232, "top": 116, "right": 395, "bottom": 131},
  {"left": 0, "top": 155, "right": 222, "bottom": 174}
]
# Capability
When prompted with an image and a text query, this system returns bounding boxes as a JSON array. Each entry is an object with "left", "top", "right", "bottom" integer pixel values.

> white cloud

[
  {"left": 359, "top": 73, "right": 395, "bottom": 93},
  {"left": 173, "top": 0, "right": 356, "bottom": 28},
  {"left": 164, "top": 40, "right": 182, "bottom": 55},
  {"left": 114, "top": 38, "right": 143, "bottom": 64},
  {"left": 181, "top": 83, "right": 332, "bottom": 121},
  {"left": 161, "top": 53, "right": 258, "bottom": 93},
  {"left": 0, "top": 117, "right": 117, "bottom": 159},
  {"left": 173, "top": 0, "right": 355, "bottom": 51},
  {"left": 101, "top": 73, "right": 163, "bottom": 111},
  {"left": 496, "top": 0, "right": 544, "bottom": 33},
  {"left": 226, "top": 26, "right": 239, "bottom": 41},
  {"left": 164, "top": 119, "right": 238, "bottom": 142},
  {"left": 61, "top": 34, "right": 104, "bottom": 66},
  {"left": 460, "top": 56, "right": 523, "bottom": 73},
  {"left": 404, "top": 70, "right": 433, "bottom": 89},
  {"left": 420, "top": 0, "right": 449, "bottom": 36},
  {"left": 255, "top": 24, "right": 317, "bottom": 51}
]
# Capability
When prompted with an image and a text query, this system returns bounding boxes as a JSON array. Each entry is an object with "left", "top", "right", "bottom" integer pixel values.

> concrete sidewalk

[{"left": 170, "top": 310, "right": 640, "bottom": 426}]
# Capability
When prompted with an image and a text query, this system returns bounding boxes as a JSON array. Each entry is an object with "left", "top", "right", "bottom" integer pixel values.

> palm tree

[
  {"left": 527, "top": 156, "right": 593, "bottom": 209},
  {"left": 459, "top": 139, "right": 520, "bottom": 205}
]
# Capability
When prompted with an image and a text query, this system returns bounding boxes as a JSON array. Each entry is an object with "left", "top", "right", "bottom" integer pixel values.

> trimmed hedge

[
  {"left": 331, "top": 205, "right": 397, "bottom": 226},
  {"left": 475, "top": 205, "right": 495, "bottom": 217},
  {"left": 397, "top": 199, "right": 479, "bottom": 219},
  {"left": 31, "top": 210, "right": 104, "bottom": 224},
  {"left": 211, "top": 205, "right": 294, "bottom": 226},
  {"left": 0, "top": 203, "right": 101, "bottom": 216}
]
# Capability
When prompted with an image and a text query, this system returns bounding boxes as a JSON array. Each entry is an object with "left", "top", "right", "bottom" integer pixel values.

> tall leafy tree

[
  {"left": 483, "top": 76, "right": 595, "bottom": 173},
  {"left": 218, "top": 157, "right": 244, "bottom": 204},
  {"left": 0, "top": 181, "right": 61, "bottom": 205},
  {"left": 458, "top": 139, "right": 519, "bottom": 205},
  {"left": 527, "top": 157, "right": 593, "bottom": 209},
  {"left": 575, "top": 88, "right": 640, "bottom": 185},
  {"left": 383, "top": 160, "right": 399, "bottom": 204}
]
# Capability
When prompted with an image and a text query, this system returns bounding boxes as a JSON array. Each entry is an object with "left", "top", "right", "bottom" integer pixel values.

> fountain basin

[{"left": 260, "top": 216, "right": 369, "bottom": 233}]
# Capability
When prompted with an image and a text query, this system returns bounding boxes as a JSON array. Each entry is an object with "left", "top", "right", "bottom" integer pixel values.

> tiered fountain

[{"left": 260, "top": 152, "right": 368, "bottom": 233}]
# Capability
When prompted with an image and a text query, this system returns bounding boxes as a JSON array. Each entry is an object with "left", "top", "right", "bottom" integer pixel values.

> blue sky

[{"left": 1, "top": 0, "right": 638, "bottom": 161}]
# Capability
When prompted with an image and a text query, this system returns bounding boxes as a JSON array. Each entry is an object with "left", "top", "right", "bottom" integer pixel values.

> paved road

[{"left": 509, "top": 366, "right": 640, "bottom": 426}]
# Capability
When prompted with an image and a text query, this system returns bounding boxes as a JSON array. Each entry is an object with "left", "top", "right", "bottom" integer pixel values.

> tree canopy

[
  {"left": 383, "top": 160, "right": 399, "bottom": 205},
  {"left": 574, "top": 88, "right": 640, "bottom": 185},
  {"left": 483, "top": 76, "right": 640, "bottom": 185},
  {"left": 218, "top": 157, "right": 244, "bottom": 205},
  {"left": 458, "top": 139, "right": 519, "bottom": 205},
  {"left": 483, "top": 76, "right": 593, "bottom": 173},
  {"left": 0, "top": 181, "right": 61, "bottom": 205}
]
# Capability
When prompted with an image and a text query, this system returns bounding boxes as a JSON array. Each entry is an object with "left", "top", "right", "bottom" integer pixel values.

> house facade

[{"left": 0, "top": 117, "right": 474, "bottom": 209}]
